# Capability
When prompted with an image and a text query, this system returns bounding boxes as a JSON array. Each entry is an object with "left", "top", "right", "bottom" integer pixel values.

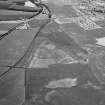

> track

[{"left": 0, "top": 2, "right": 52, "bottom": 79}]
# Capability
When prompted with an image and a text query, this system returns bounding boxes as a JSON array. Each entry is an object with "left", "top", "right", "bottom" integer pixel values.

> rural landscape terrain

[{"left": 0, "top": 0, "right": 105, "bottom": 105}]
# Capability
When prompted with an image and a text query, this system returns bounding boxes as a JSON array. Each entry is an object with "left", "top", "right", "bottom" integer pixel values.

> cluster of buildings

[
  {"left": 68, "top": 0, "right": 105, "bottom": 30},
  {"left": 75, "top": 0, "right": 105, "bottom": 19}
]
